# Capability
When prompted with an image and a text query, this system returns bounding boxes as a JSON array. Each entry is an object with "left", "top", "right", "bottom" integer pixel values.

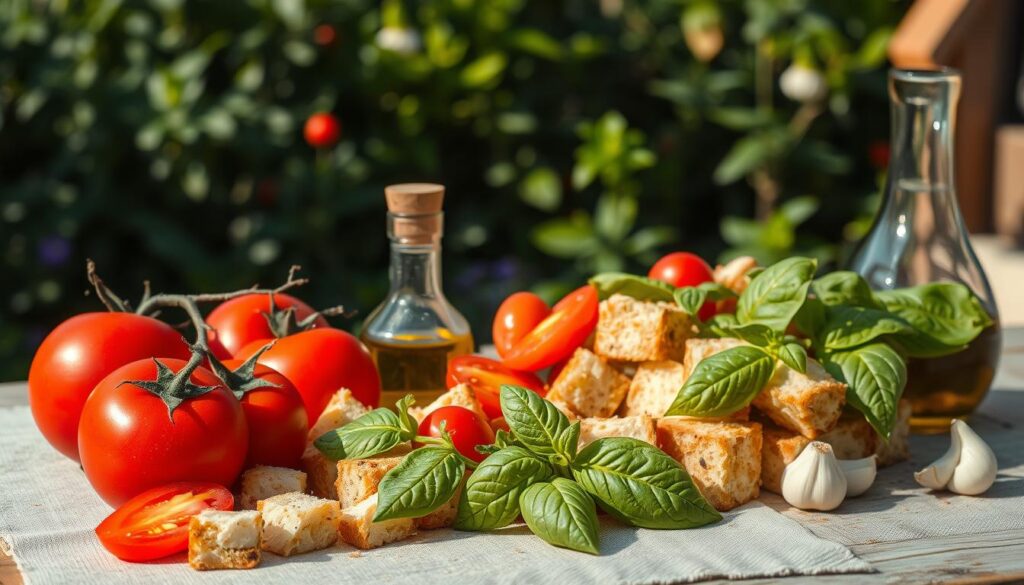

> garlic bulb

[
  {"left": 781, "top": 441, "right": 847, "bottom": 511},
  {"left": 779, "top": 64, "right": 828, "bottom": 104},
  {"left": 837, "top": 456, "right": 877, "bottom": 497},
  {"left": 915, "top": 420, "right": 998, "bottom": 495}
]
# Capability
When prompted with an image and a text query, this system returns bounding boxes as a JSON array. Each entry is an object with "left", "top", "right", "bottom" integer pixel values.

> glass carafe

[{"left": 848, "top": 68, "right": 1001, "bottom": 433}]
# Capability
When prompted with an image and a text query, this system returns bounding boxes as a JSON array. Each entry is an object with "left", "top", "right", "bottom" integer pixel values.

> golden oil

[{"left": 361, "top": 328, "right": 474, "bottom": 408}]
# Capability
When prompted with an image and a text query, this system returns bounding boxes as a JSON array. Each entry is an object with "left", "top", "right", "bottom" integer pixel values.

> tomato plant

[
  {"left": 491, "top": 292, "right": 550, "bottom": 358},
  {"left": 303, "top": 112, "right": 341, "bottom": 148},
  {"left": 501, "top": 285, "right": 598, "bottom": 372},
  {"left": 95, "top": 482, "right": 234, "bottom": 562},
  {"left": 446, "top": 355, "right": 545, "bottom": 419},
  {"left": 206, "top": 293, "right": 328, "bottom": 357},
  {"left": 648, "top": 252, "right": 716, "bottom": 319},
  {"left": 417, "top": 405, "right": 494, "bottom": 463}
]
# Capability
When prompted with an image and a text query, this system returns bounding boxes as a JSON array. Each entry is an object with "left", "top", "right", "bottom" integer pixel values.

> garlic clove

[
  {"left": 946, "top": 420, "right": 998, "bottom": 496},
  {"left": 781, "top": 441, "right": 847, "bottom": 511},
  {"left": 914, "top": 424, "right": 961, "bottom": 490},
  {"left": 838, "top": 456, "right": 877, "bottom": 497}
]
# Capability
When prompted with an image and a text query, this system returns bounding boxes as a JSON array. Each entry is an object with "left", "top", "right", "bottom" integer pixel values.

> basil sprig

[
  {"left": 589, "top": 272, "right": 675, "bottom": 302},
  {"left": 736, "top": 257, "right": 817, "bottom": 332},
  {"left": 314, "top": 394, "right": 418, "bottom": 460},
  {"left": 665, "top": 346, "right": 775, "bottom": 417},
  {"left": 821, "top": 342, "right": 906, "bottom": 439},
  {"left": 520, "top": 479, "right": 600, "bottom": 555},
  {"left": 876, "top": 283, "right": 994, "bottom": 357}
]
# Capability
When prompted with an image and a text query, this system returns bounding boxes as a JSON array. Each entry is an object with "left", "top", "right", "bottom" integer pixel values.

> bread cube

[
  {"left": 338, "top": 494, "right": 417, "bottom": 549},
  {"left": 752, "top": 358, "right": 846, "bottom": 438},
  {"left": 546, "top": 348, "right": 631, "bottom": 418},
  {"left": 713, "top": 256, "right": 758, "bottom": 295},
  {"left": 239, "top": 466, "right": 307, "bottom": 510},
  {"left": 759, "top": 425, "right": 811, "bottom": 494},
  {"left": 876, "top": 399, "right": 911, "bottom": 466},
  {"left": 594, "top": 294, "right": 695, "bottom": 362},
  {"left": 336, "top": 456, "right": 405, "bottom": 509},
  {"left": 308, "top": 388, "right": 370, "bottom": 443},
  {"left": 818, "top": 412, "right": 877, "bottom": 460},
  {"left": 302, "top": 445, "right": 340, "bottom": 500},
  {"left": 409, "top": 383, "right": 488, "bottom": 424},
  {"left": 414, "top": 481, "right": 463, "bottom": 530},
  {"left": 547, "top": 398, "right": 579, "bottom": 421},
  {"left": 188, "top": 510, "right": 262, "bottom": 570},
  {"left": 681, "top": 337, "right": 746, "bottom": 379},
  {"left": 622, "top": 360, "right": 685, "bottom": 417},
  {"left": 578, "top": 416, "right": 657, "bottom": 450},
  {"left": 656, "top": 419, "right": 762, "bottom": 511},
  {"left": 258, "top": 492, "right": 340, "bottom": 556}
]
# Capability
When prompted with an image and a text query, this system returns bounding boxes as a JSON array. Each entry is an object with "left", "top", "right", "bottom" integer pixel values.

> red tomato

[
  {"left": 96, "top": 482, "right": 233, "bottom": 562},
  {"left": 501, "top": 285, "right": 598, "bottom": 372},
  {"left": 78, "top": 358, "right": 249, "bottom": 507},
  {"left": 303, "top": 112, "right": 341, "bottom": 148},
  {"left": 546, "top": 358, "right": 569, "bottom": 386},
  {"left": 492, "top": 292, "right": 550, "bottom": 358},
  {"left": 28, "top": 313, "right": 191, "bottom": 461},
  {"left": 236, "top": 328, "right": 381, "bottom": 420},
  {"left": 648, "top": 252, "right": 716, "bottom": 320},
  {"left": 221, "top": 358, "right": 308, "bottom": 469},
  {"left": 418, "top": 406, "right": 495, "bottom": 463},
  {"left": 206, "top": 293, "right": 328, "bottom": 357},
  {"left": 446, "top": 356, "right": 546, "bottom": 419}
]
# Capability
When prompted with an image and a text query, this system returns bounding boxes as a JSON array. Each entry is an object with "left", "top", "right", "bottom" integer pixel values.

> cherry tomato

[
  {"left": 648, "top": 252, "right": 716, "bottom": 320},
  {"left": 303, "top": 112, "right": 341, "bottom": 148},
  {"left": 206, "top": 293, "right": 328, "bottom": 357},
  {"left": 418, "top": 406, "right": 494, "bottom": 463},
  {"left": 492, "top": 292, "right": 550, "bottom": 358},
  {"left": 28, "top": 313, "right": 191, "bottom": 462},
  {"left": 446, "top": 356, "right": 546, "bottom": 419},
  {"left": 95, "top": 482, "right": 234, "bottom": 562},
  {"left": 78, "top": 358, "right": 248, "bottom": 507},
  {"left": 221, "top": 358, "right": 308, "bottom": 469},
  {"left": 501, "top": 285, "right": 599, "bottom": 372},
  {"left": 236, "top": 328, "right": 381, "bottom": 420}
]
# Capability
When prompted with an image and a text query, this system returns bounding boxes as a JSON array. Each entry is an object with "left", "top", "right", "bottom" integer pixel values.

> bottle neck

[{"left": 389, "top": 243, "right": 443, "bottom": 297}]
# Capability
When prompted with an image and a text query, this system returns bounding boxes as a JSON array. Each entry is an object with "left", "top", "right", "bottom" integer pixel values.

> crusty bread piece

[
  {"left": 336, "top": 456, "right": 405, "bottom": 509},
  {"left": 622, "top": 360, "right": 686, "bottom": 417},
  {"left": 546, "top": 347, "right": 631, "bottom": 418},
  {"left": 338, "top": 493, "right": 417, "bottom": 549},
  {"left": 409, "top": 383, "right": 488, "bottom": 424},
  {"left": 594, "top": 294, "right": 695, "bottom": 362},
  {"left": 681, "top": 337, "right": 746, "bottom": 379},
  {"left": 414, "top": 481, "right": 463, "bottom": 530},
  {"left": 876, "top": 399, "right": 911, "bottom": 466},
  {"left": 239, "top": 466, "right": 307, "bottom": 510},
  {"left": 714, "top": 256, "right": 758, "bottom": 295},
  {"left": 547, "top": 399, "right": 579, "bottom": 421},
  {"left": 308, "top": 388, "right": 370, "bottom": 443},
  {"left": 819, "top": 411, "right": 877, "bottom": 460},
  {"left": 302, "top": 445, "right": 340, "bottom": 500},
  {"left": 578, "top": 416, "right": 657, "bottom": 450},
  {"left": 257, "top": 492, "right": 340, "bottom": 556},
  {"left": 188, "top": 510, "right": 262, "bottom": 570},
  {"left": 656, "top": 418, "right": 762, "bottom": 511},
  {"left": 759, "top": 424, "right": 811, "bottom": 495}
]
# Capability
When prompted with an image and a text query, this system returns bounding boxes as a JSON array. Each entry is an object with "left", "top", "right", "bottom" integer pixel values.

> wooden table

[{"left": 2, "top": 328, "right": 1023, "bottom": 585}]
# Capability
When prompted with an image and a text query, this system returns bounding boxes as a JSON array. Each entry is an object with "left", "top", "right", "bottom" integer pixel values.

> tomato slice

[
  {"left": 492, "top": 292, "right": 550, "bottom": 358},
  {"left": 95, "top": 482, "right": 234, "bottom": 562},
  {"left": 447, "top": 356, "right": 546, "bottom": 419},
  {"left": 500, "top": 285, "right": 598, "bottom": 372}
]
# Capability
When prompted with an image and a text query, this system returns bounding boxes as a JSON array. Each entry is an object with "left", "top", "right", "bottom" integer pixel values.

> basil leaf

[
  {"left": 821, "top": 306, "right": 913, "bottom": 350},
  {"left": 737, "top": 257, "right": 817, "bottom": 332},
  {"left": 876, "top": 283, "right": 994, "bottom": 357},
  {"left": 812, "top": 271, "right": 882, "bottom": 308},
  {"left": 589, "top": 272, "right": 675, "bottom": 302},
  {"left": 776, "top": 342, "right": 807, "bottom": 374},
  {"left": 374, "top": 446, "right": 465, "bottom": 521},
  {"left": 704, "top": 313, "right": 738, "bottom": 337},
  {"left": 674, "top": 287, "right": 707, "bottom": 317},
  {"left": 793, "top": 296, "right": 826, "bottom": 337},
  {"left": 314, "top": 408, "right": 403, "bottom": 460},
  {"left": 822, "top": 342, "right": 907, "bottom": 439},
  {"left": 455, "top": 446, "right": 554, "bottom": 531},
  {"left": 395, "top": 394, "right": 418, "bottom": 439},
  {"left": 720, "top": 322, "right": 779, "bottom": 347},
  {"left": 520, "top": 479, "right": 600, "bottom": 555},
  {"left": 665, "top": 346, "right": 775, "bottom": 417},
  {"left": 571, "top": 438, "right": 721, "bottom": 529},
  {"left": 554, "top": 421, "right": 581, "bottom": 462},
  {"left": 698, "top": 281, "right": 738, "bottom": 301},
  {"left": 500, "top": 385, "right": 570, "bottom": 457}
]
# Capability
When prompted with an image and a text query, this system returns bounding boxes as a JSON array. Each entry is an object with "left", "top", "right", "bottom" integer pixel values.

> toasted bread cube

[
  {"left": 713, "top": 256, "right": 758, "bottom": 295},
  {"left": 876, "top": 399, "right": 911, "bottom": 466},
  {"left": 578, "top": 416, "right": 657, "bottom": 450},
  {"left": 681, "top": 337, "right": 746, "bottom": 379},
  {"left": 759, "top": 425, "right": 811, "bottom": 494},
  {"left": 188, "top": 510, "right": 262, "bottom": 570},
  {"left": 547, "top": 348, "right": 631, "bottom": 418},
  {"left": 656, "top": 419, "right": 762, "bottom": 511},
  {"left": 302, "top": 445, "right": 340, "bottom": 499},
  {"left": 622, "top": 360, "right": 685, "bottom": 417},
  {"left": 547, "top": 399, "right": 579, "bottom": 421},
  {"left": 752, "top": 359, "right": 847, "bottom": 438},
  {"left": 308, "top": 388, "right": 370, "bottom": 443},
  {"left": 336, "top": 456, "right": 405, "bottom": 509},
  {"left": 410, "top": 383, "right": 488, "bottom": 424},
  {"left": 414, "top": 481, "right": 463, "bottom": 530},
  {"left": 239, "top": 466, "right": 307, "bottom": 510},
  {"left": 594, "top": 294, "right": 695, "bottom": 362},
  {"left": 257, "top": 492, "right": 340, "bottom": 556},
  {"left": 338, "top": 494, "right": 416, "bottom": 549},
  {"left": 819, "top": 412, "right": 877, "bottom": 460}
]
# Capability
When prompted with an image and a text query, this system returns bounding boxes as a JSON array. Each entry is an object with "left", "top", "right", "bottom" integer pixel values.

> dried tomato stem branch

[
  {"left": 141, "top": 294, "right": 214, "bottom": 352},
  {"left": 133, "top": 265, "right": 308, "bottom": 316},
  {"left": 85, "top": 259, "right": 131, "bottom": 313}
]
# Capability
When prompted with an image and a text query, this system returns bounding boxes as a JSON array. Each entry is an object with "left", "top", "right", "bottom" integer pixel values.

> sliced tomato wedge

[
  {"left": 95, "top": 482, "right": 234, "bottom": 562},
  {"left": 500, "top": 284, "right": 598, "bottom": 372},
  {"left": 447, "top": 355, "right": 546, "bottom": 419}
]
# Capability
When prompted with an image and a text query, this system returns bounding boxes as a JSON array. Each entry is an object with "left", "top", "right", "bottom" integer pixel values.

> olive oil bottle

[{"left": 360, "top": 184, "right": 474, "bottom": 408}]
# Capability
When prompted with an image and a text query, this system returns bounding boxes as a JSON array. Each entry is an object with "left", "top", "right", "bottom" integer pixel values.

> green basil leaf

[
  {"left": 822, "top": 342, "right": 907, "bottom": 439},
  {"left": 554, "top": 421, "right": 581, "bottom": 462},
  {"left": 793, "top": 296, "right": 826, "bottom": 337},
  {"left": 455, "top": 446, "right": 554, "bottom": 531},
  {"left": 500, "top": 385, "right": 570, "bottom": 457},
  {"left": 704, "top": 313, "right": 739, "bottom": 337},
  {"left": 396, "top": 394, "right": 418, "bottom": 439},
  {"left": 720, "top": 322, "right": 779, "bottom": 347},
  {"left": 777, "top": 342, "right": 807, "bottom": 374},
  {"left": 821, "top": 306, "right": 913, "bottom": 350},
  {"left": 875, "top": 283, "right": 994, "bottom": 357},
  {"left": 737, "top": 256, "right": 817, "bottom": 332},
  {"left": 374, "top": 446, "right": 465, "bottom": 521},
  {"left": 674, "top": 287, "right": 707, "bottom": 317},
  {"left": 812, "top": 271, "right": 882, "bottom": 308},
  {"left": 665, "top": 346, "right": 775, "bottom": 417},
  {"left": 520, "top": 478, "right": 600, "bottom": 555},
  {"left": 697, "top": 281, "right": 738, "bottom": 301},
  {"left": 589, "top": 272, "right": 675, "bottom": 302},
  {"left": 314, "top": 408, "right": 403, "bottom": 461},
  {"left": 571, "top": 437, "right": 721, "bottom": 529}
]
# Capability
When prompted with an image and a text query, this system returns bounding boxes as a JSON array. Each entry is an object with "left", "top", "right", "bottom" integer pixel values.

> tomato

[
  {"left": 648, "top": 252, "right": 716, "bottom": 320},
  {"left": 206, "top": 293, "right": 328, "bottom": 357},
  {"left": 547, "top": 358, "right": 569, "bottom": 386},
  {"left": 492, "top": 292, "right": 550, "bottom": 358},
  {"left": 418, "top": 406, "right": 494, "bottom": 463},
  {"left": 501, "top": 285, "right": 598, "bottom": 372},
  {"left": 96, "top": 482, "right": 233, "bottom": 562},
  {"left": 28, "top": 313, "right": 191, "bottom": 461},
  {"left": 446, "top": 356, "right": 546, "bottom": 419},
  {"left": 78, "top": 358, "right": 248, "bottom": 507},
  {"left": 236, "top": 328, "right": 381, "bottom": 420},
  {"left": 303, "top": 112, "right": 341, "bottom": 148}
]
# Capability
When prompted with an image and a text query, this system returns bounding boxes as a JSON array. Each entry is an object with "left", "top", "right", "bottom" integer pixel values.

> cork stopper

[{"left": 384, "top": 183, "right": 445, "bottom": 245}]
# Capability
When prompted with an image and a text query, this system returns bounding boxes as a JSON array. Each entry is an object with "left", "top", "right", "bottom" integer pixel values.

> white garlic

[
  {"left": 915, "top": 420, "right": 998, "bottom": 495},
  {"left": 838, "top": 456, "right": 877, "bottom": 497},
  {"left": 781, "top": 441, "right": 847, "bottom": 511},
  {"left": 779, "top": 64, "right": 828, "bottom": 103}
]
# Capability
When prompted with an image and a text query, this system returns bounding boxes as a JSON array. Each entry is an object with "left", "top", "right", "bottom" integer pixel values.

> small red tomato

[
  {"left": 303, "top": 112, "right": 341, "bottom": 149},
  {"left": 446, "top": 356, "right": 546, "bottom": 419},
  {"left": 313, "top": 24, "right": 337, "bottom": 46},
  {"left": 206, "top": 293, "right": 328, "bottom": 357},
  {"left": 95, "top": 482, "right": 234, "bottom": 562},
  {"left": 492, "top": 292, "right": 550, "bottom": 358},
  {"left": 648, "top": 251, "right": 716, "bottom": 320},
  {"left": 501, "top": 285, "right": 599, "bottom": 372},
  {"left": 418, "top": 406, "right": 494, "bottom": 463}
]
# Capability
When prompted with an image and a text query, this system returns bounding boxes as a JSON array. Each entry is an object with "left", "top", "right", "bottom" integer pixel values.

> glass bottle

[
  {"left": 848, "top": 68, "right": 1001, "bottom": 433},
  {"left": 360, "top": 183, "right": 474, "bottom": 408}
]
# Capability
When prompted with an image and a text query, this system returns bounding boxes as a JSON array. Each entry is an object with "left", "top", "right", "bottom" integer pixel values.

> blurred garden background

[{"left": 0, "top": 0, "right": 954, "bottom": 379}]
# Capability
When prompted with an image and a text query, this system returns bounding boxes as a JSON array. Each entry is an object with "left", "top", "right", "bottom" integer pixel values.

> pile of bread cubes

[{"left": 187, "top": 258, "right": 911, "bottom": 570}]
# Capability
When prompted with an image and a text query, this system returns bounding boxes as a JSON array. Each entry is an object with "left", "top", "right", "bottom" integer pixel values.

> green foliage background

[{"left": 0, "top": 0, "right": 904, "bottom": 379}]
